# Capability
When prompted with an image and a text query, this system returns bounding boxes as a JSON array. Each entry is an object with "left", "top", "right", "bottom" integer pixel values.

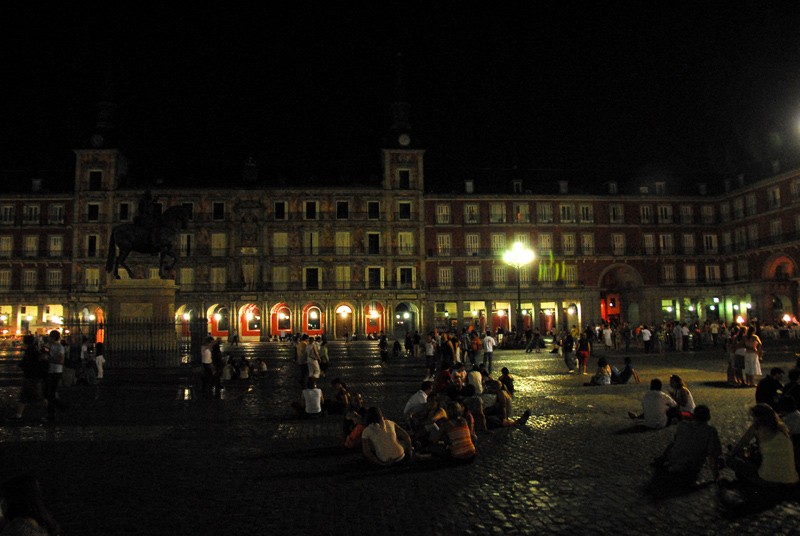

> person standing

[
  {"left": 482, "top": 330, "right": 496, "bottom": 374},
  {"left": 379, "top": 332, "right": 389, "bottom": 364},
  {"left": 561, "top": 330, "right": 575, "bottom": 373},
  {"left": 412, "top": 331, "right": 421, "bottom": 359},
  {"left": 602, "top": 324, "right": 613, "bottom": 350},
  {"left": 11, "top": 335, "right": 48, "bottom": 422},
  {"left": 44, "top": 330, "right": 66, "bottom": 422},
  {"left": 295, "top": 334, "right": 309, "bottom": 386},
  {"left": 200, "top": 336, "right": 214, "bottom": 397},
  {"left": 641, "top": 325, "right": 653, "bottom": 353},
  {"left": 743, "top": 325, "right": 763, "bottom": 387},
  {"left": 424, "top": 333, "right": 438, "bottom": 374},
  {"left": 211, "top": 338, "right": 224, "bottom": 398},
  {"left": 575, "top": 332, "right": 591, "bottom": 375},
  {"left": 94, "top": 342, "right": 106, "bottom": 381}
]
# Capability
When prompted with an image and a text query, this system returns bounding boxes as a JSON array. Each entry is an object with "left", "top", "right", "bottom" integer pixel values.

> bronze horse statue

[{"left": 106, "top": 205, "right": 189, "bottom": 279}]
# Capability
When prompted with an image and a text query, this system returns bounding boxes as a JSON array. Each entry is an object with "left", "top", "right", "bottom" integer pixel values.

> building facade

[{"left": 2, "top": 123, "right": 799, "bottom": 342}]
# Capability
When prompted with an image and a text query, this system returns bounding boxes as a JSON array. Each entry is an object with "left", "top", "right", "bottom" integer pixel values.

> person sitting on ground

[
  {"left": 445, "top": 375, "right": 465, "bottom": 400},
  {"left": 221, "top": 356, "right": 235, "bottom": 381},
  {"left": 433, "top": 361, "right": 452, "bottom": 394},
  {"left": 583, "top": 357, "right": 612, "bottom": 386},
  {"left": 408, "top": 395, "right": 449, "bottom": 448},
  {"left": 629, "top": 379, "right": 678, "bottom": 429},
  {"left": 651, "top": 405, "right": 722, "bottom": 486},
  {"left": 0, "top": 474, "right": 60, "bottom": 536},
  {"left": 361, "top": 407, "right": 414, "bottom": 466},
  {"left": 778, "top": 396, "right": 800, "bottom": 435},
  {"left": 239, "top": 358, "right": 251, "bottom": 380},
  {"left": 253, "top": 357, "right": 268, "bottom": 375},
  {"left": 403, "top": 381, "right": 433, "bottom": 423},
  {"left": 755, "top": 367, "right": 785, "bottom": 412},
  {"left": 726, "top": 403, "right": 799, "bottom": 487},
  {"left": 667, "top": 374, "right": 695, "bottom": 422},
  {"left": 343, "top": 391, "right": 366, "bottom": 438},
  {"left": 430, "top": 400, "right": 477, "bottom": 463},
  {"left": 344, "top": 407, "right": 367, "bottom": 449},
  {"left": 451, "top": 362, "right": 467, "bottom": 385},
  {"left": 482, "top": 380, "right": 530, "bottom": 429},
  {"left": 323, "top": 378, "right": 350, "bottom": 415},
  {"left": 498, "top": 367, "right": 516, "bottom": 396},
  {"left": 612, "top": 356, "right": 641, "bottom": 385},
  {"left": 777, "top": 397, "right": 800, "bottom": 471},
  {"left": 467, "top": 364, "right": 484, "bottom": 395},
  {"left": 291, "top": 378, "right": 324, "bottom": 418},
  {"left": 783, "top": 369, "right": 800, "bottom": 409},
  {"left": 460, "top": 384, "right": 489, "bottom": 433}
]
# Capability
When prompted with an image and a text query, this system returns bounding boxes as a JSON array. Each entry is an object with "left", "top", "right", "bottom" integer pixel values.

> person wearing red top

[{"left": 433, "top": 361, "right": 452, "bottom": 393}]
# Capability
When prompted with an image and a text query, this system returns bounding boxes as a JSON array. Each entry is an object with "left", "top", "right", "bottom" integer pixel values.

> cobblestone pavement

[{"left": 1, "top": 340, "right": 800, "bottom": 535}]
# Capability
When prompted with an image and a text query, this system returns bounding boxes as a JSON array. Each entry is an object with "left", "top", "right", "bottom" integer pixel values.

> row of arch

[{"left": 175, "top": 301, "right": 421, "bottom": 340}]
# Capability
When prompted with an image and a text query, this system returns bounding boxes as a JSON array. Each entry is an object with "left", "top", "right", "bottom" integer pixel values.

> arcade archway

[
  {"left": 393, "top": 302, "right": 419, "bottom": 339},
  {"left": 334, "top": 304, "right": 354, "bottom": 339}
]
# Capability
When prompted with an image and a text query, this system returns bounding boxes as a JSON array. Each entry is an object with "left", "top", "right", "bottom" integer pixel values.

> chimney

[
  {"left": 558, "top": 180, "right": 568, "bottom": 194},
  {"left": 737, "top": 174, "right": 745, "bottom": 188},
  {"left": 464, "top": 179, "right": 474, "bottom": 194},
  {"left": 31, "top": 178, "right": 42, "bottom": 192},
  {"left": 724, "top": 179, "right": 731, "bottom": 193},
  {"left": 698, "top": 183, "right": 707, "bottom": 195}
]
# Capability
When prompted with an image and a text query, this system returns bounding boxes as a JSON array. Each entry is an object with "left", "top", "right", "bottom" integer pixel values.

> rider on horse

[{"left": 133, "top": 190, "right": 161, "bottom": 254}]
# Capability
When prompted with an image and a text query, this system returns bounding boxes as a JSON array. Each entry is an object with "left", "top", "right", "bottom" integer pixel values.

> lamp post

[{"left": 503, "top": 242, "right": 535, "bottom": 337}]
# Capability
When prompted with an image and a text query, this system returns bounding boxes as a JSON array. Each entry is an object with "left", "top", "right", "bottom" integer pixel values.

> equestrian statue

[{"left": 106, "top": 191, "right": 189, "bottom": 279}]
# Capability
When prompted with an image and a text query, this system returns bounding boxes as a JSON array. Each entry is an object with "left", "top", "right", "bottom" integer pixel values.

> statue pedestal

[{"left": 106, "top": 279, "right": 179, "bottom": 367}]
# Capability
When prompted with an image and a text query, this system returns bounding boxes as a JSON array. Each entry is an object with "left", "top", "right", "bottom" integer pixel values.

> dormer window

[{"left": 512, "top": 180, "right": 522, "bottom": 194}]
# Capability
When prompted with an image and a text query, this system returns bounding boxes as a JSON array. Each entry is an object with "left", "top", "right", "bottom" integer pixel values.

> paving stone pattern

[{"left": 1, "top": 340, "right": 800, "bottom": 535}]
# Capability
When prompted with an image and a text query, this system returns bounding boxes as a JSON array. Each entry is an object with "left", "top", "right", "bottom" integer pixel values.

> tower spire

[
  {"left": 89, "top": 73, "right": 117, "bottom": 148},
  {"left": 390, "top": 52, "right": 411, "bottom": 133}
]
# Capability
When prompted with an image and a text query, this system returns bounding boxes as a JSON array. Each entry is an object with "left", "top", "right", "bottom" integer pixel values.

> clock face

[{"left": 398, "top": 134, "right": 411, "bottom": 146}]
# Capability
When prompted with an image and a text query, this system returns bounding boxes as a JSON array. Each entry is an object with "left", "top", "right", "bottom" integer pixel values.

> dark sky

[{"left": 4, "top": 2, "right": 800, "bottom": 191}]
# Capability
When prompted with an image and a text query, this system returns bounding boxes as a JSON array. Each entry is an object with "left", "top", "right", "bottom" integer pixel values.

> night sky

[{"left": 4, "top": 2, "right": 800, "bottom": 191}]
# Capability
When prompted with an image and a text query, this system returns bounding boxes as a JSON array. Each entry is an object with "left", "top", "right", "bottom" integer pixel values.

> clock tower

[{"left": 382, "top": 53, "right": 424, "bottom": 192}]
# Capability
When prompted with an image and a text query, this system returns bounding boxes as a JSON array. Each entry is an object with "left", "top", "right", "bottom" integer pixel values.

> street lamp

[{"left": 503, "top": 242, "right": 535, "bottom": 336}]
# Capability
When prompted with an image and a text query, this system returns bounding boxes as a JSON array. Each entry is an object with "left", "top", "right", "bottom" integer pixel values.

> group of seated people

[
  {"left": 332, "top": 361, "right": 530, "bottom": 466},
  {"left": 583, "top": 356, "right": 642, "bottom": 386},
  {"left": 628, "top": 368, "right": 800, "bottom": 491},
  {"left": 220, "top": 355, "right": 267, "bottom": 381}
]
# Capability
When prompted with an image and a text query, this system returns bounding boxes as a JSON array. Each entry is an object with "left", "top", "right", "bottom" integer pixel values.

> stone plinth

[{"left": 106, "top": 279, "right": 179, "bottom": 367}]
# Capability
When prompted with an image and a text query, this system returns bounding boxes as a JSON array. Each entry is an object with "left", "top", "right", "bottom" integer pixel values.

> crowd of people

[
  {"left": 4, "top": 320, "right": 800, "bottom": 520},
  {"left": 287, "top": 329, "right": 531, "bottom": 466}
]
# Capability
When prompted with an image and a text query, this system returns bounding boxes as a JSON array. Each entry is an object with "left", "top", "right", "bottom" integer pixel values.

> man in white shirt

[
  {"left": 482, "top": 330, "right": 497, "bottom": 374},
  {"left": 641, "top": 325, "right": 652, "bottom": 353},
  {"left": 200, "top": 336, "right": 214, "bottom": 397},
  {"left": 629, "top": 378, "right": 677, "bottom": 429},
  {"left": 292, "top": 378, "right": 324, "bottom": 418},
  {"left": 403, "top": 381, "right": 433, "bottom": 421}
]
